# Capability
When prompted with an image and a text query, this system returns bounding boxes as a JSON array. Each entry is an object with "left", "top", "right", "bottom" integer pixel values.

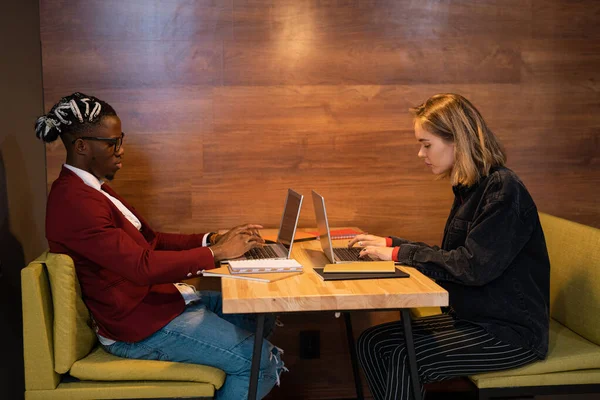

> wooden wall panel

[
  {"left": 40, "top": 0, "right": 600, "bottom": 398},
  {"left": 42, "top": 40, "right": 222, "bottom": 89},
  {"left": 40, "top": 0, "right": 230, "bottom": 40},
  {"left": 223, "top": 39, "right": 522, "bottom": 85}
]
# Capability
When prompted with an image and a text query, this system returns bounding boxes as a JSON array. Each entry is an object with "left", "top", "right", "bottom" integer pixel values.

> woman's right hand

[{"left": 348, "top": 234, "right": 387, "bottom": 248}]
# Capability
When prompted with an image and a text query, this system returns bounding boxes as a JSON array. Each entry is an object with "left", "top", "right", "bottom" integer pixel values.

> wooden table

[{"left": 221, "top": 229, "right": 449, "bottom": 400}]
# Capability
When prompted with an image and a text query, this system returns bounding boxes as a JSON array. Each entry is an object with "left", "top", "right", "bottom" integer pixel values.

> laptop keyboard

[
  {"left": 333, "top": 247, "right": 368, "bottom": 262},
  {"left": 244, "top": 246, "right": 281, "bottom": 260}
]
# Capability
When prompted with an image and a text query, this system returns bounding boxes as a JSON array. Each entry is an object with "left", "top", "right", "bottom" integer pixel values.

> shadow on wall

[
  {"left": 0, "top": 150, "right": 26, "bottom": 400},
  {"left": 0, "top": 151, "right": 26, "bottom": 292}
]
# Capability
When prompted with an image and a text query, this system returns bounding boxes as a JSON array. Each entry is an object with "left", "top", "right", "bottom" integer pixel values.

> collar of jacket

[{"left": 451, "top": 166, "right": 503, "bottom": 197}]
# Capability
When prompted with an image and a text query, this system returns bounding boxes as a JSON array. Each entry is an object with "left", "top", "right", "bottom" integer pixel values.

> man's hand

[
  {"left": 359, "top": 246, "right": 394, "bottom": 261},
  {"left": 211, "top": 224, "right": 262, "bottom": 245},
  {"left": 348, "top": 234, "right": 387, "bottom": 248},
  {"left": 210, "top": 224, "right": 265, "bottom": 262}
]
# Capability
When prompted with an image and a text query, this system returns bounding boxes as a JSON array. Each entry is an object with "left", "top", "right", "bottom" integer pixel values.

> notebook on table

[
  {"left": 313, "top": 267, "right": 410, "bottom": 281},
  {"left": 261, "top": 230, "right": 317, "bottom": 243},
  {"left": 223, "top": 188, "right": 304, "bottom": 263},
  {"left": 323, "top": 261, "right": 396, "bottom": 273},
  {"left": 311, "top": 190, "right": 371, "bottom": 264}
]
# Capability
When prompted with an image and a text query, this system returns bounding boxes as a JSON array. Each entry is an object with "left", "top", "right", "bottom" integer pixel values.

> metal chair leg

[{"left": 344, "top": 312, "right": 364, "bottom": 400}]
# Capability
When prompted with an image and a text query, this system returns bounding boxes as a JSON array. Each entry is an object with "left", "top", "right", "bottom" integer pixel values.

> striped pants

[{"left": 357, "top": 313, "right": 539, "bottom": 400}]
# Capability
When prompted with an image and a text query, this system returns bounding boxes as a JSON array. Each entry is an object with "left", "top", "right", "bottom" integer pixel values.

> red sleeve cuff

[
  {"left": 392, "top": 246, "right": 400, "bottom": 262},
  {"left": 386, "top": 237, "right": 393, "bottom": 247}
]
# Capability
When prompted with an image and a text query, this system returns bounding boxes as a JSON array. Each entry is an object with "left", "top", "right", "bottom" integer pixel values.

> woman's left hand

[
  {"left": 348, "top": 234, "right": 387, "bottom": 248},
  {"left": 359, "top": 246, "right": 394, "bottom": 261}
]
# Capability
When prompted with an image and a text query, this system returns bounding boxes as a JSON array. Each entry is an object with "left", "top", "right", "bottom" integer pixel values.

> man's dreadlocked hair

[{"left": 35, "top": 92, "right": 117, "bottom": 143}]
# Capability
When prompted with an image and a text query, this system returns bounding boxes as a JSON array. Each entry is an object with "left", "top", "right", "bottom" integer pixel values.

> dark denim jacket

[{"left": 392, "top": 167, "right": 550, "bottom": 358}]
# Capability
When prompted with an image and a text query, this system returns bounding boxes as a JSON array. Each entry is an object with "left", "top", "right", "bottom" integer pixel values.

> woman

[{"left": 349, "top": 93, "right": 550, "bottom": 400}]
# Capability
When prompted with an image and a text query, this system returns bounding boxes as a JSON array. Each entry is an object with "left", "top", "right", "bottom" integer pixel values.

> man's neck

[
  {"left": 63, "top": 163, "right": 104, "bottom": 190},
  {"left": 65, "top": 159, "right": 100, "bottom": 180}
]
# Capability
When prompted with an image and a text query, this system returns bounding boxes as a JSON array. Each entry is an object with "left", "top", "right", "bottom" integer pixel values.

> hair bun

[
  {"left": 34, "top": 92, "right": 116, "bottom": 141},
  {"left": 35, "top": 115, "right": 61, "bottom": 143}
]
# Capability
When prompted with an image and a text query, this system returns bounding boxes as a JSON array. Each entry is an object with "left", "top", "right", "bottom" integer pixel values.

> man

[{"left": 37, "top": 92, "right": 283, "bottom": 399}]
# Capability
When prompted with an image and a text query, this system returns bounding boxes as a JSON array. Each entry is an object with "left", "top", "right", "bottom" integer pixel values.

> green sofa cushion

[
  {"left": 24, "top": 381, "right": 217, "bottom": 400},
  {"left": 44, "top": 253, "right": 97, "bottom": 374},
  {"left": 70, "top": 347, "right": 226, "bottom": 389},
  {"left": 21, "top": 257, "right": 61, "bottom": 391},
  {"left": 471, "top": 319, "right": 600, "bottom": 382},
  {"left": 471, "top": 369, "right": 600, "bottom": 389},
  {"left": 540, "top": 213, "right": 600, "bottom": 346}
]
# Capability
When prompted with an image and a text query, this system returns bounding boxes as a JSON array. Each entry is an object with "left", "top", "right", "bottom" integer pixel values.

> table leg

[
  {"left": 401, "top": 309, "right": 422, "bottom": 400},
  {"left": 344, "top": 312, "right": 364, "bottom": 400},
  {"left": 248, "top": 313, "right": 265, "bottom": 400}
]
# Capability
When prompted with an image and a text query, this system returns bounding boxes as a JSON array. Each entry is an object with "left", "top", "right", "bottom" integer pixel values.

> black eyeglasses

[{"left": 73, "top": 132, "right": 125, "bottom": 153}]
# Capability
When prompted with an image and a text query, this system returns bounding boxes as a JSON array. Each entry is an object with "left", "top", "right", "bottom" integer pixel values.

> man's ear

[{"left": 73, "top": 138, "right": 88, "bottom": 156}]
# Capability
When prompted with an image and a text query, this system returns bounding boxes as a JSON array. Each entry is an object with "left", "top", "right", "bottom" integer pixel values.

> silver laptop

[
  {"left": 226, "top": 189, "right": 304, "bottom": 262},
  {"left": 311, "top": 190, "right": 369, "bottom": 263}
]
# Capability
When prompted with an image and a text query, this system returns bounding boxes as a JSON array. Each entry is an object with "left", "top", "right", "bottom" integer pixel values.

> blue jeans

[{"left": 103, "top": 291, "right": 283, "bottom": 400}]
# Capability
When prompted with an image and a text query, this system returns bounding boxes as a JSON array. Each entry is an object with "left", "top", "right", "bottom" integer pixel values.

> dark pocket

[{"left": 446, "top": 218, "right": 471, "bottom": 249}]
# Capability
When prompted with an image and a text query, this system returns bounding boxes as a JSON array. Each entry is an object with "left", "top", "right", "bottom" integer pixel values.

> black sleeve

[
  {"left": 396, "top": 200, "right": 535, "bottom": 286},
  {"left": 390, "top": 236, "right": 440, "bottom": 250}
]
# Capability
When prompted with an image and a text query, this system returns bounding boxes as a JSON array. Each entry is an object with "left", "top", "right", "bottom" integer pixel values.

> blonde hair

[{"left": 410, "top": 93, "right": 506, "bottom": 186}]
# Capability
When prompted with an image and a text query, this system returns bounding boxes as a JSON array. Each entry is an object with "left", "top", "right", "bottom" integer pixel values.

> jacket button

[{"left": 186, "top": 272, "right": 192, "bottom": 277}]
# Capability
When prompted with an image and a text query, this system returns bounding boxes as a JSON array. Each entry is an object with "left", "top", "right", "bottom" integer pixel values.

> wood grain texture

[
  {"left": 220, "top": 232, "right": 448, "bottom": 314},
  {"left": 41, "top": 0, "right": 600, "bottom": 235},
  {"left": 40, "top": 0, "right": 600, "bottom": 397}
]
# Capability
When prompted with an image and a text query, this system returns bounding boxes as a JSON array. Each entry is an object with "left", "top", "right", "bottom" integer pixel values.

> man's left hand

[{"left": 212, "top": 224, "right": 263, "bottom": 244}]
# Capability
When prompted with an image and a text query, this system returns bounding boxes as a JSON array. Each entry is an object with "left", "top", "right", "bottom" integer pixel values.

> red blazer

[{"left": 46, "top": 167, "right": 216, "bottom": 342}]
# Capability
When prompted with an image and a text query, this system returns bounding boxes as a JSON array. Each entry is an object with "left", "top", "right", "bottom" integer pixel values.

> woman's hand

[
  {"left": 359, "top": 246, "right": 394, "bottom": 261},
  {"left": 348, "top": 234, "right": 387, "bottom": 248}
]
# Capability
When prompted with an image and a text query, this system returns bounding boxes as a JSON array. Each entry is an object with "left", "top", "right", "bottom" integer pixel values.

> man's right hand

[{"left": 210, "top": 224, "right": 265, "bottom": 262}]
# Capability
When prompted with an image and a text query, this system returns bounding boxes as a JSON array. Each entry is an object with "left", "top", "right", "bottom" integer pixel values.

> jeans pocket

[
  {"left": 104, "top": 341, "right": 131, "bottom": 359},
  {"left": 129, "top": 342, "right": 169, "bottom": 361},
  {"left": 104, "top": 341, "right": 169, "bottom": 361}
]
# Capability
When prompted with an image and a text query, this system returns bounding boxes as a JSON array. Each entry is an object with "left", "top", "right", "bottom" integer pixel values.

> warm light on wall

[{"left": 272, "top": 3, "right": 316, "bottom": 70}]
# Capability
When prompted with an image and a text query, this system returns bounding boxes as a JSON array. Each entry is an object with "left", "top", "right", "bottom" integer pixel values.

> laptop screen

[
  {"left": 311, "top": 190, "right": 335, "bottom": 263},
  {"left": 276, "top": 189, "right": 304, "bottom": 255}
]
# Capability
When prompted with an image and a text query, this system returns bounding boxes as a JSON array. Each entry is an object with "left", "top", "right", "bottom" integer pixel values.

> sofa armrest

[{"left": 21, "top": 261, "right": 61, "bottom": 390}]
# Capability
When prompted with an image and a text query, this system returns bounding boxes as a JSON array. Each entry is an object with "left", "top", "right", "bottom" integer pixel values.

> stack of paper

[
  {"left": 203, "top": 266, "right": 302, "bottom": 283},
  {"left": 227, "top": 258, "right": 303, "bottom": 274}
]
